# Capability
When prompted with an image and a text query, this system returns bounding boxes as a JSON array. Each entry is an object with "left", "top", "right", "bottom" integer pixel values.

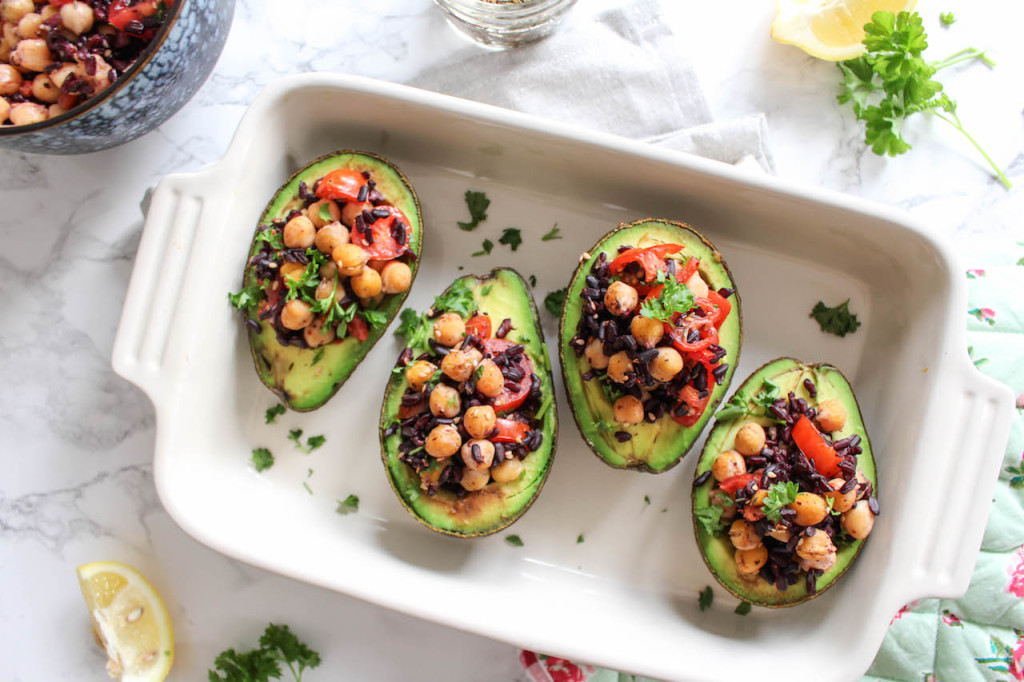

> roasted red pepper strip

[
  {"left": 792, "top": 415, "right": 842, "bottom": 477},
  {"left": 705, "top": 290, "right": 732, "bottom": 329},
  {"left": 465, "top": 314, "right": 492, "bottom": 340},
  {"left": 347, "top": 316, "right": 369, "bottom": 342},
  {"left": 719, "top": 473, "right": 757, "bottom": 496},
  {"left": 608, "top": 244, "right": 684, "bottom": 282},
  {"left": 491, "top": 418, "right": 529, "bottom": 443},
  {"left": 667, "top": 318, "right": 717, "bottom": 354},
  {"left": 108, "top": 0, "right": 162, "bottom": 35},
  {"left": 315, "top": 168, "right": 368, "bottom": 203},
  {"left": 672, "top": 379, "right": 712, "bottom": 427}
]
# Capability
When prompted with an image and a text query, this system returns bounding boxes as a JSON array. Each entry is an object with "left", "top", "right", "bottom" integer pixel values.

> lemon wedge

[
  {"left": 771, "top": 0, "right": 918, "bottom": 61},
  {"left": 77, "top": 561, "right": 175, "bottom": 681}
]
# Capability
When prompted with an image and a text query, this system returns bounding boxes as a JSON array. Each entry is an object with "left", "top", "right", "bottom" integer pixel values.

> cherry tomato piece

[
  {"left": 315, "top": 169, "right": 368, "bottom": 203},
  {"left": 465, "top": 314, "right": 492, "bottom": 340},
  {"left": 480, "top": 338, "right": 533, "bottom": 414},
  {"left": 792, "top": 415, "right": 843, "bottom": 478},
  {"left": 347, "top": 316, "right": 368, "bottom": 342},
  {"left": 491, "top": 418, "right": 529, "bottom": 443}
]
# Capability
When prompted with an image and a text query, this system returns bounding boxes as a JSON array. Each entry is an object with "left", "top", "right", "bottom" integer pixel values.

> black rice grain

[
  {"left": 694, "top": 470, "right": 713, "bottom": 487},
  {"left": 614, "top": 431, "right": 632, "bottom": 442}
]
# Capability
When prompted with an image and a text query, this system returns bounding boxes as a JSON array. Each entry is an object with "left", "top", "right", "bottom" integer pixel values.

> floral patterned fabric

[{"left": 522, "top": 242, "right": 1024, "bottom": 682}]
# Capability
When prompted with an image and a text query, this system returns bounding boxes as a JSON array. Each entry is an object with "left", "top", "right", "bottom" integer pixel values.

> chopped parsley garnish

[
  {"left": 302, "top": 482, "right": 313, "bottom": 495},
  {"left": 644, "top": 495, "right": 651, "bottom": 505},
  {"left": 251, "top": 448, "right": 274, "bottom": 472},
  {"left": 253, "top": 227, "right": 285, "bottom": 250},
  {"left": 528, "top": 275, "right": 537, "bottom": 287},
  {"left": 734, "top": 601, "right": 752, "bottom": 616},
  {"left": 457, "top": 190, "right": 490, "bottom": 231},
  {"left": 639, "top": 270, "right": 695, "bottom": 323},
  {"left": 577, "top": 534, "right": 584, "bottom": 544},
  {"left": 694, "top": 505, "right": 725, "bottom": 535},
  {"left": 228, "top": 283, "right": 263, "bottom": 312},
  {"left": 541, "top": 224, "right": 562, "bottom": 241},
  {"left": 761, "top": 481, "right": 799, "bottom": 523},
  {"left": 310, "top": 348, "right": 325, "bottom": 366},
  {"left": 288, "top": 429, "right": 326, "bottom": 454},
  {"left": 505, "top": 535, "right": 524, "bottom": 547},
  {"left": 359, "top": 308, "right": 390, "bottom": 329},
  {"left": 481, "top": 284, "right": 493, "bottom": 296},
  {"left": 810, "top": 299, "right": 862, "bottom": 337},
  {"left": 264, "top": 404, "right": 286, "bottom": 424},
  {"left": 939, "top": 11, "right": 956, "bottom": 27},
  {"left": 544, "top": 288, "right": 566, "bottom": 316},
  {"left": 306, "top": 435, "right": 326, "bottom": 451},
  {"left": 1005, "top": 462, "right": 1024, "bottom": 489},
  {"left": 499, "top": 227, "right": 523, "bottom": 251},
  {"left": 472, "top": 238, "right": 493, "bottom": 257},
  {"left": 434, "top": 278, "right": 478, "bottom": 318},
  {"left": 395, "top": 308, "right": 431, "bottom": 355},
  {"left": 337, "top": 494, "right": 360, "bottom": 514},
  {"left": 698, "top": 586, "right": 713, "bottom": 611},
  {"left": 209, "top": 622, "right": 321, "bottom": 682},
  {"left": 318, "top": 203, "right": 334, "bottom": 223},
  {"left": 714, "top": 379, "right": 781, "bottom": 422}
]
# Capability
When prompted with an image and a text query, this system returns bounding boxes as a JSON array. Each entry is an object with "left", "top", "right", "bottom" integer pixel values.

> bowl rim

[{"left": 0, "top": 0, "right": 187, "bottom": 138}]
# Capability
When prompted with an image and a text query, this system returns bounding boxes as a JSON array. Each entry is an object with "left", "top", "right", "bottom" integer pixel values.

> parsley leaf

[
  {"left": 311, "top": 348, "right": 324, "bottom": 366},
  {"left": 577, "top": 534, "right": 584, "bottom": 544},
  {"left": 472, "top": 238, "right": 493, "bottom": 257},
  {"left": 639, "top": 270, "right": 696, "bottom": 323},
  {"left": 644, "top": 495, "right": 651, "bottom": 505},
  {"left": 306, "top": 435, "right": 326, "bottom": 451},
  {"left": 694, "top": 505, "right": 725, "bottom": 535},
  {"left": 228, "top": 284, "right": 264, "bottom": 312},
  {"left": 337, "top": 494, "right": 360, "bottom": 514},
  {"left": 698, "top": 586, "right": 713, "bottom": 611},
  {"left": 251, "top": 448, "right": 274, "bottom": 472},
  {"left": 499, "top": 227, "right": 523, "bottom": 251},
  {"left": 264, "top": 404, "right": 286, "bottom": 424},
  {"left": 939, "top": 11, "right": 956, "bottom": 27},
  {"left": 210, "top": 623, "right": 322, "bottom": 681},
  {"left": 395, "top": 308, "right": 431, "bottom": 355},
  {"left": 505, "top": 535, "right": 524, "bottom": 547},
  {"left": 714, "top": 396, "right": 748, "bottom": 422},
  {"left": 287, "top": 429, "right": 325, "bottom": 454},
  {"left": 810, "top": 299, "right": 862, "bottom": 337},
  {"left": 752, "top": 378, "right": 781, "bottom": 410},
  {"left": 318, "top": 203, "right": 334, "bottom": 223},
  {"left": 359, "top": 308, "right": 390, "bottom": 329},
  {"left": 761, "top": 481, "right": 800, "bottom": 523},
  {"left": 544, "top": 288, "right": 566, "bottom": 316},
  {"left": 735, "top": 601, "right": 752, "bottom": 616},
  {"left": 457, "top": 190, "right": 489, "bottom": 231},
  {"left": 253, "top": 227, "right": 285, "bottom": 250},
  {"left": 434, "top": 278, "right": 477, "bottom": 318},
  {"left": 541, "top": 224, "right": 562, "bottom": 241},
  {"left": 259, "top": 623, "right": 322, "bottom": 681}
]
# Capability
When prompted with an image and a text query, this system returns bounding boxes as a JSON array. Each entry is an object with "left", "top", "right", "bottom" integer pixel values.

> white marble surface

[{"left": 2, "top": 1, "right": 1022, "bottom": 680}]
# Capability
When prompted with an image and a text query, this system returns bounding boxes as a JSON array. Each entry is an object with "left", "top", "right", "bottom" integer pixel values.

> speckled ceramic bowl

[{"left": 0, "top": 0, "right": 234, "bottom": 155}]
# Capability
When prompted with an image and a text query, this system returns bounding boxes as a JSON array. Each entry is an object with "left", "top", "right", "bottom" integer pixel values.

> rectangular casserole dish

[{"left": 112, "top": 73, "right": 1014, "bottom": 682}]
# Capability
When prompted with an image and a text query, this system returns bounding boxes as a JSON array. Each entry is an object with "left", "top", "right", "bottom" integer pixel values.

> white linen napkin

[{"left": 410, "top": 0, "right": 774, "bottom": 172}]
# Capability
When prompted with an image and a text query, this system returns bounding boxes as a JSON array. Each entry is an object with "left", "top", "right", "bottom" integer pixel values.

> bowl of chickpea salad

[
  {"left": 230, "top": 151, "right": 424, "bottom": 412},
  {"left": 692, "top": 358, "right": 879, "bottom": 607},
  {"left": 0, "top": 0, "right": 233, "bottom": 153}
]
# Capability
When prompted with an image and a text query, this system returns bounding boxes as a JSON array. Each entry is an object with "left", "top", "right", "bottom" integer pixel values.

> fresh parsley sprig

[
  {"left": 810, "top": 299, "right": 861, "bottom": 337},
  {"left": 544, "top": 288, "right": 566, "bottom": 316},
  {"left": 638, "top": 270, "right": 695, "bottom": 323},
  {"left": 716, "top": 378, "right": 782, "bottom": 422},
  {"left": 394, "top": 280, "right": 478, "bottom": 352},
  {"left": 499, "top": 227, "right": 523, "bottom": 251},
  {"left": 760, "top": 481, "right": 799, "bottom": 523},
  {"left": 457, "top": 190, "right": 489, "bottom": 231},
  {"left": 209, "top": 623, "right": 321, "bottom": 682}
]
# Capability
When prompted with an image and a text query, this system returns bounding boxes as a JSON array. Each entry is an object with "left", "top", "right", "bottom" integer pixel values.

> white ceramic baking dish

[{"left": 112, "top": 73, "right": 1014, "bottom": 682}]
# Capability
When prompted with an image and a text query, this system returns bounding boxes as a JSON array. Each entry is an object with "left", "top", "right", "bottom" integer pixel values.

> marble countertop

[{"left": 2, "top": 0, "right": 1021, "bottom": 680}]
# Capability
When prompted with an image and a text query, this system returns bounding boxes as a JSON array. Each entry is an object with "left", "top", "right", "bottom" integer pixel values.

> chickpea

[
  {"left": 350, "top": 266, "right": 382, "bottom": 299},
  {"left": 380, "top": 261, "right": 412, "bottom": 294},
  {"left": 0, "top": 97, "right": 9, "bottom": 123},
  {"left": 711, "top": 450, "right": 746, "bottom": 482},
  {"left": 1, "top": 0, "right": 33, "bottom": 24},
  {"left": 31, "top": 73, "right": 58, "bottom": 103},
  {"left": 333, "top": 243, "right": 368, "bottom": 276},
  {"left": 84, "top": 54, "right": 111, "bottom": 93},
  {"left": 711, "top": 489, "right": 737, "bottom": 521},
  {"left": 612, "top": 395, "right": 643, "bottom": 425},
  {"left": 429, "top": 384, "right": 461, "bottom": 418},
  {"left": 630, "top": 315, "right": 664, "bottom": 348},
  {"left": 735, "top": 546, "right": 768, "bottom": 575},
  {"left": 367, "top": 259, "right": 388, "bottom": 273},
  {"left": 314, "top": 274, "right": 337, "bottom": 301},
  {"left": 340, "top": 200, "right": 372, "bottom": 228},
  {"left": 40, "top": 3, "right": 57, "bottom": 20},
  {"left": 768, "top": 524, "right": 792, "bottom": 542},
  {"left": 464, "top": 405, "right": 497, "bottom": 440},
  {"left": 461, "top": 438, "right": 495, "bottom": 471},
  {"left": 583, "top": 337, "right": 609, "bottom": 370},
  {"left": 729, "top": 519, "right": 762, "bottom": 550},
  {"left": 280, "top": 299, "right": 313, "bottom": 330},
  {"left": 817, "top": 399, "right": 847, "bottom": 433},
  {"left": 0, "top": 64, "right": 22, "bottom": 96},
  {"left": 824, "top": 478, "right": 857, "bottom": 514},
  {"left": 734, "top": 422, "right": 766, "bottom": 457},
  {"left": 648, "top": 347, "right": 683, "bottom": 382},
  {"left": 474, "top": 359, "right": 504, "bottom": 398},
  {"left": 11, "top": 38, "right": 51, "bottom": 72},
  {"left": 685, "top": 270, "right": 710, "bottom": 298},
  {"left": 607, "top": 351, "right": 633, "bottom": 383},
  {"left": 16, "top": 12, "right": 43, "bottom": 39},
  {"left": 439, "top": 349, "right": 477, "bottom": 383},
  {"left": 404, "top": 360, "right": 437, "bottom": 392},
  {"left": 1, "top": 21, "right": 16, "bottom": 49},
  {"left": 59, "top": 1, "right": 94, "bottom": 34},
  {"left": 8, "top": 101, "right": 46, "bottom": 125},
  {"left": 283, "top": 215, "right": 315, "bottom": 249},
  {"left": 604, "top": 281, "right": 639, "bottom": 316},
  {"left": 433, "top": 312, "right": 466, "bottom": 347},
  {"left": 48, "top": 63, "right": 77, "bottom": 89},
  {"left": 491, "top": 456, "right": 524, "bottom": 483},
  {"left": 461, "top": 468, "right": 490, "bottom": 491},
  {"left": 314, "top": 222, "right": 349, "bottom": 254},
  {"left": 47, "top": 102, "right": 66, "bottom": 118},
  {"left": 303, "top": 315, "right": 335, "bottom": 348},
  {"left": 307, "top": 199, "right": 340, "bottom": 228},
  {"left": 425, "top": 424, "right": 461, "bottom": 459},
  {"left": 796, "top": 531, "right": 837, "bottom": 571},
  {"left": 788, "top": 492, "right": 829, "bottom": 526},
  {"left": 841, "top": 500, "right": 875, "bottom": 540},
  {"left": 279, "top": 261, "right": 305, "bottom": 282}
]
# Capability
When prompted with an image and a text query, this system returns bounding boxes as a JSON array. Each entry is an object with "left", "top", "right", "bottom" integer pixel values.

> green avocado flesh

[
  {"left": 242, "top": 151, "right": 423, "bottom": 411},
  {"left": 559, "top": 219, "right": 742, "bottom": 473},
  {"left": 693, "top": 357, "right": 878, "bottom": 607},
  {"left": 379, "top": 268, "right": 557, "bottom": 537}
]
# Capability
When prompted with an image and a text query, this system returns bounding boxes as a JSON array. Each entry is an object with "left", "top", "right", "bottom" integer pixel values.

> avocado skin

[
  {"left": 241, "top": 151, "right": 423, "bottom": 412},
  {"left": 558, "top": 218, "right": 742, "bottom": 473},
  {"left": 378, "top": 268, "right": 558, "bottom": 537},
  {"left": 692, "top": 357, "right": 879, "bottom": 608}
]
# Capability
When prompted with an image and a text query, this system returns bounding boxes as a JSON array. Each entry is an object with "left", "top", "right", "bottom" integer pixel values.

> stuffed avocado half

[
  {"left": 693, "top": 358, "right": 879, "bottom": 607},
  {"left": 560, "top": 218, "right": 742, "bottom": 473},
  {"left": 380, "top": 268, "right": 557, "bottom": 537},
  {"left": 230, "top": 151, "right": 423, "bottom": 411}
]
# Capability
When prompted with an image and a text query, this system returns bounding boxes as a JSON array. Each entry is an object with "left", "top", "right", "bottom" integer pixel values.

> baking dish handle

[
  {"left": 112, "top": 174, "right": 211, "bottom": 400},
  {"left": 908, "top": 360, "right": 1014, "bottom": 598}
]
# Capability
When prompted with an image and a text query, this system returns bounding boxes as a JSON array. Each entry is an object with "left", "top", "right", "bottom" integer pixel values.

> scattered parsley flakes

[
  {"left": 541, "top": 224, "right": 562, "bottom": 241},
  {"left": 264, "top": 404, "right": 286, "bottom": 424},
  {"left": 472, "top": 238, "right": 494, "bottom": 257},
  {"left": 251, "top": 448, "right": 274, "bottom": 472},
  {"left": 302, "top": 482, "right": 313, "bottom": 495},
  {"left": 734, "top": 601, "right": 752, "bottom": 616},
  {"left": 228, "top": 283, "right": 263, "bottom": 312},
  {"left": 337, "top": 494, "right": 360, "bottom": 514},
  {"left": 457, "top": 190, "right": 490, "bottom": 231},
  {"left": 499, "top": 227, "right": 523, "bottom": 251},
  {"left": 577, "top": 534, "right": 584, "bottom": 544},
  {"left": 1005, "top": 462, "right": 1024, "bottom": 489},
  {"left": 810, "top": 299, "right": 862, "bottom": 337},
  {"left": 288, "top": 429, "right": 325, "bottom": 454},
  {"left": 644, "top": 495, "right": 651, "bottom": 505},
  {"left": 433, "top": 278, "right": 478, "bottom": 318},
  {"left": 638, "top": 270, "right": 695, "bottom": 323},
  {"left": 761, "top": 481, "right": 799, "bottom": 523},
  {"left": 395, "top": 308, "right": 431, "bottom": 356},
  {"left": 306, "top": 435, "right": 326, "bottom": 451},
  {"left": 253, "top": 227, "right": 285, "bottom": 251},
  {"left": 310, "top": 348, "right": 325, "bottom": 366},
  {"left": 694, "top": 505, "right": 725, "bottom": 535},
  {"left": 481, "top": 284, "right": 493, "bottom": 296},
  {"left": 359, "top": 308, "right": 389, "bottom": 329},
  {"left": 939, "top": 11, "right": 956, "bottom": 27},
  {"left": 529, "top": 275, "right": 537, "bottom": 287},
  {"left": 698, "top": 586, "right": 713, "bottom": 611},
  {"left": 505, "top": 535, "right": 524, "bottom": 547},
  {"left": 209, "top": 622, "right": 322, "bottom": 682},
  {"left": 544, "top": 288, "right": 566, "bottom": 316}
]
